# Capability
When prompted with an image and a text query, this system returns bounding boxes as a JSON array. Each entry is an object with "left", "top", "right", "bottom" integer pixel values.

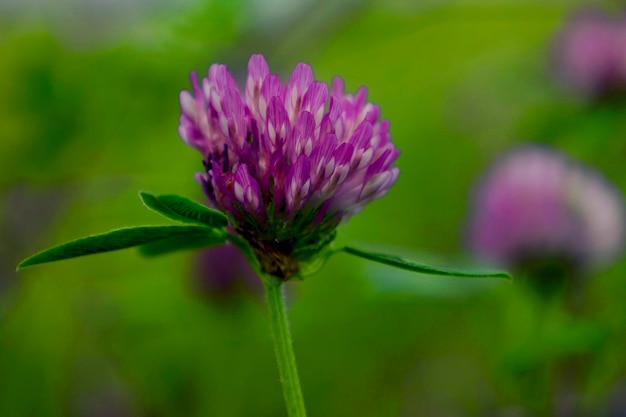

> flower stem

[{"left": 263, "top": 278, "right": 307, "bottom": 417}]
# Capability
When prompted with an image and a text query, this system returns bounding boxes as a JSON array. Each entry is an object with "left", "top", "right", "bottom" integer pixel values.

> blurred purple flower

[
  {"left": 195, "top": 243, "right": 262, "bottom": 298},
  {"left": 552, "top": 8, "right": 626, "bottom": 98},
  {"left": 179, "top": 54, "right": 399, "bottom": 278},
  {"left": 466, "top": 145, "right": 625, "bottom": 273}
]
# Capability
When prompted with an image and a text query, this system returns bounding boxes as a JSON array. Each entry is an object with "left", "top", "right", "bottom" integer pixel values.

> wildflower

[
  {"left": 15, "top": 52, "right": 509, "bottom": 417},
  {"left": 551, "top": 8, "right": 626, "bottom": 98},
  {"left": 465, "top": 145, "right": 625, "bottom": 275},
  {"left": 179, "top": 54, "right": 399, "bottom": 279}
]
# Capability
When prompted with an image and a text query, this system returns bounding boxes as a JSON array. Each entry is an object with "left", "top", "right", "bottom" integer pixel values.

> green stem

[{"left": 263, "top": 278, "right": 307, "bottom": 417}]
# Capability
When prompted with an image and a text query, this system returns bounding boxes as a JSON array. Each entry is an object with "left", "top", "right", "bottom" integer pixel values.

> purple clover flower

[
  {"left": 552, "top": 8, "right": 626, "bottom": 98},
  {"left": 179, "top": 54, "right": 399, "bottom": 279},
  {"left": 466, "top": 145, "right": 625, "bottom": 274}
]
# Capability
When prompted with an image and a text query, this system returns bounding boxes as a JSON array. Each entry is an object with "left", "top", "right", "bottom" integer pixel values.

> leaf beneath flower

[
  {"left": 139, "top": 191, "right": 228, "bottom": 228},
  {"left": 342, "top": 246, "right": 512, "bottom": 280},
  {"left": 17, "top": 225, "right": 220, "bottom": 269},
  {"left": 139, "top": 228, "right": 226, "bottom": 256}
]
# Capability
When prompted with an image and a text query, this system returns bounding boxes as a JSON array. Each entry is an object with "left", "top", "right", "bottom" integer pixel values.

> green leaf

[
  {"left": 17, "top": 225, "right": 219, "bottom": 269},
  {"left": 139, "top": 191, "right": 228, "bottom": 228},
  {"left": 342, "top": 246, "right": 512, "bottom": 280},
  {"left": 139, "top": 228, "right": 226, "bottom": 256}
]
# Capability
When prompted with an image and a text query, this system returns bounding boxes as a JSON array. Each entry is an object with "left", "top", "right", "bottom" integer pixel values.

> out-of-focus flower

[
  {"left": 552, "top": 7, "right": 626, "bottom": 98},
  {"left": 195, "top": 243, "right": 262, "bottom": 298},
  {"left": 465, "top": 145, "right": 625, "bottom": 275},
  {"left": 179, "top": 54, "right": 399, "bottom": 279}
]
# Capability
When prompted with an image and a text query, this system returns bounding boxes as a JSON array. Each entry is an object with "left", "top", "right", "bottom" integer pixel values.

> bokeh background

[{"left": 2, "top": 0, "right": 626, "bottom": 416}]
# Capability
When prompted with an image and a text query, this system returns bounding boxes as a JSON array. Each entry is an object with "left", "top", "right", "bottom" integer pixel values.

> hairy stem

[{"left": 263, "top": 278, "right": 307, "bottom": 417}]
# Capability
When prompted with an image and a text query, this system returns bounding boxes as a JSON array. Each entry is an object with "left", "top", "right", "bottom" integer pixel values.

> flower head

[
  {"left": 179, "top": 54, "right": 399, "bottom": 278},
  {"left": 466, "top": 145, "right": 625, "bottom": 276},
  {"left": 552, "top": 7, "right": 626, "bottom": 98}
]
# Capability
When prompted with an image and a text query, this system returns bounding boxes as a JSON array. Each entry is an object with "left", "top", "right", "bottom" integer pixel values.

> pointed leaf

[
  {"left": 17, "top": 225, "right": 217, "bottom": 269},
  {"left": 139, "top": 191, "right": 228, "bottom": 228},
  {"left": 139, "top": 228, "right": 226, "bottom": 256},
  {"left": 342, "top": 246, "right": 511, "bottom": 280}
]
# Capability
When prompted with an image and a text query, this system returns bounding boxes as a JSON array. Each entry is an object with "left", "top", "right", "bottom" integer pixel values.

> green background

[{"left": 2, "top": 0, "right": 626, "bottom": 415}]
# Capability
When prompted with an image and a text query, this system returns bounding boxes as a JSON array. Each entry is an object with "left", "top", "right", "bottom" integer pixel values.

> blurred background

[{"left": 2, "top": 0, "right": 626, "bottom": 416}]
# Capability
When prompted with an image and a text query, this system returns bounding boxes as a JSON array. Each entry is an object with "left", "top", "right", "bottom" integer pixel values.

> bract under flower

[{"left": 179, "top": 54, "right": 399, "bottom": 278}]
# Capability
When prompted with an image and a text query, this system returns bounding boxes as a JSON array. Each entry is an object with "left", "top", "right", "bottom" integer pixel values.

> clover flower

[
  {"left": 466, "top": 145, "right": 625, "bottom": 274},
  {"left": 552, "top": 8, "right": 626, "bottom": 98},
  {"left": 16, "top": 52, "right": 510, "bottom": 417},
  {"left": 179, "top": 54, "right": 399, "bottom": 279}
]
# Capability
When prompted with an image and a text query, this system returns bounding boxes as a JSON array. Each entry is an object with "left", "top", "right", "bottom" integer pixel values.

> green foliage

[
  {"left": 17, "top": 192, "right": 232, "bottom": 268},
  {"left": 17, "top": 225, "right": 221, "bottom": 269},
  {"left": 138, "top": 228, "right": 226, "bottom": 256},
  {"left": 342, "top": 246, "right": 511, "bottom": 280},
  {"left": 139, "top": 191, "right": 228, "bottom": 228}
]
